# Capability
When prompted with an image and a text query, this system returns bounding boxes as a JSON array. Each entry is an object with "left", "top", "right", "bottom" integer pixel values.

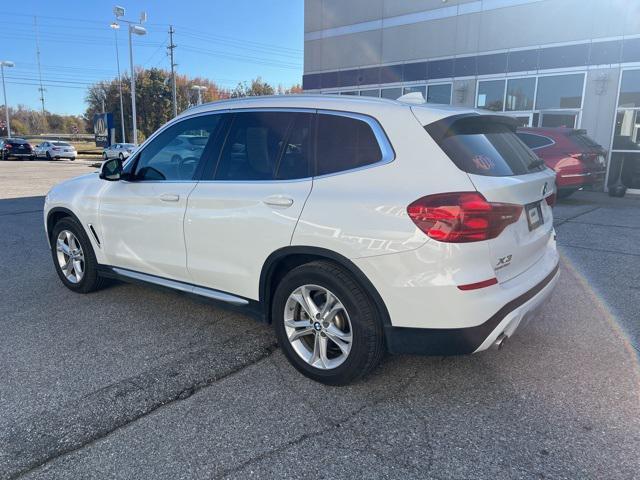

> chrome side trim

[{"left": 111, "top": 267, "right": 249, "bottom": 306}]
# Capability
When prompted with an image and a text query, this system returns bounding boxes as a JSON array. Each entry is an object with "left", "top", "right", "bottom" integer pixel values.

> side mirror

[{"left": 100, "top": 158, "right": 123, "bottom": 181}]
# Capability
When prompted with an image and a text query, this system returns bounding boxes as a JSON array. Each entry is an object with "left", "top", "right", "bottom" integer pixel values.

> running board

[{"left": 111, "top": 267, "right": 249, "bottom": 306}]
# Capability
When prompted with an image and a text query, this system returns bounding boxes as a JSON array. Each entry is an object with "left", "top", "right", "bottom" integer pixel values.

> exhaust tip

[{"left": 494, "top": 333, "right": 508, "bottom": 350}]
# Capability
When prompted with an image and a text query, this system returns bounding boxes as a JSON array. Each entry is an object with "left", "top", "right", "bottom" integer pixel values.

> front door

[
  {"left": 185, "top": 110, "right": 314, "bottom": 300},
  {"left": 98, "top": 113, "right": 223, "bottom": 282}
]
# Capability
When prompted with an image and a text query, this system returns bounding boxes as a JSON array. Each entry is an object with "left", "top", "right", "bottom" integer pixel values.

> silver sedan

[
  {"left": 34, "top": 141, "right": 77, "bottom": 160},
  {"left": 102, "top": 143, "right": 136, "bottom": 161}
]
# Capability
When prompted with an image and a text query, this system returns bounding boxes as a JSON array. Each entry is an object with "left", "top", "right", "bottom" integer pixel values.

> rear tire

[
  {"left": 50, "top": 217, "right": 104, "bottom": 293},
  {"left": 272, "top": 261, "right": 385, "bottom": 385}
]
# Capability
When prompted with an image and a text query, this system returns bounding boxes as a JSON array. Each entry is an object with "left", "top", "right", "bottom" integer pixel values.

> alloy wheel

[
  {"left": 56, "top": 230, "right": 85, "bottom": 284},
  {"left": 284, "top": 285, "right": 353, "bottom": 370}
]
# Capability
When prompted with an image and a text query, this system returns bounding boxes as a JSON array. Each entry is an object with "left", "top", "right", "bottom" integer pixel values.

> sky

[{"left": 2, "top": 0, "right": 304, "bottom": 115}]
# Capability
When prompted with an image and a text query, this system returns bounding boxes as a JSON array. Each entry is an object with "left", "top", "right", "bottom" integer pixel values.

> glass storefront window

[
  {"left": 403, "top": 85, "right": 426, "bottom": 97},
  {"left": 477, "top": 80, "right": 505, "bottom": 111},
  {"left": 427, "top": 84, "right": 451, "bottom": 104},
  {"left": 381, "top": 88, "right": 403, "bottom": 100},
  {"left": 608, "top": 152, "right": 640, "bottom": 190},
  {"left": 540, "top": 112, "right": 578, "bottom": 128},
  {"left": 505, "top": 77, "right": 536, "bottom": 111},
  {"left": 618, "top": 70, "right": 640, "bottom": 108},
  {"left": 613, "top": 110, "right": 640, "bottom": 150},
  {"left": 360, "top": 89, "right": 380, "bottom": 97},
  {"left": 535, "top": 73, "right": 584, "bottom": 109}
]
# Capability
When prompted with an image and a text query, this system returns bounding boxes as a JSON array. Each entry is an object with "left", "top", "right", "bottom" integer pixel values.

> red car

[{"left": 516, "top": 127, "right": 607, "bottom": 199}]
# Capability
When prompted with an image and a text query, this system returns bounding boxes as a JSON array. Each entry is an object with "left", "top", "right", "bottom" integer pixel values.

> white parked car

[
  {"left": 102, "top": 143, "right": 136, "bottom": 161},
  {"left": 44, "top": 95, "right": 559, "bottom": 385},
  {"left": 34, "top": 141, "right": 77, "bottom": 160}
]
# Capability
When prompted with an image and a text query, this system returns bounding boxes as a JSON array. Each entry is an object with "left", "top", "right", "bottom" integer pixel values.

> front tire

[
  {"left": 50, "top": 217, "right": 104, "bottom": 293},
  {"left": 272, "top": 261, "right": 384, "bottom": 385}
]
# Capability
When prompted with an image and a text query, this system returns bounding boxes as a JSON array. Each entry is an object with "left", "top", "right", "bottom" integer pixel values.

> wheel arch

[
  {"left": 259, "top": 246, "right": 391, "bottom": 327},
  {"left": 46, "top": 207, "right": 83, "bottom": 243}
]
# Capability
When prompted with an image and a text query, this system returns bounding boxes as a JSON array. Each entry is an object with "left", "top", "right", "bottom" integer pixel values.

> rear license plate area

[{"left": 525, "top": 201, "right": 543, "bottom": 231}]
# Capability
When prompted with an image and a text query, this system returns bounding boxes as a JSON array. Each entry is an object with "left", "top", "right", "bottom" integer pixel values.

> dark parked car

[
  {"left": 0, "top": 138, "right": 35, "bottom": 161},
  {"left": 517, "top": 127, "right": 606, "bottom": 198}
]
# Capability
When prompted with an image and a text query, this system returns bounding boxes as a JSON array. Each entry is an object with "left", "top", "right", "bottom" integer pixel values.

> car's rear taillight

[
  {"left": 5, "top": 144, "right": 12, "bottom": 149},
  {"left": 545, "top": 192, "right": 556, "bottom": 208},
  {"left": 407, "top": 192, "right": 523, "bottom": 243}
]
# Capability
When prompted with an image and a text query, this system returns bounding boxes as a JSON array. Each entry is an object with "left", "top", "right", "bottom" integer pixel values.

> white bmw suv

[{"left": 44, "top": 95, "right": 559, "bottom": 385}]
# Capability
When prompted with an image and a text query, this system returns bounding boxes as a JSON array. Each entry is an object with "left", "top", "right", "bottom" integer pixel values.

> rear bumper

[{"left": 385, "top": 262, "right": 560, "bottom": 355}]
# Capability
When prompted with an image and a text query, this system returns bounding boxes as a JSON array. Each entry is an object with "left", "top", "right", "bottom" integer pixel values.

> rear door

[
  {"left": 425, "top": 114, "right": 556, "bottom": 283},
  {"left": 184, "top": 110, "right": 314, "bottom": 300}
]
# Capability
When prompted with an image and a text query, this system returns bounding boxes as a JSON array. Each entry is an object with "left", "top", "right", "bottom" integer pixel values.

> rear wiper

[{"left": 527, "top": 158, "right": 545, "bottom": 170}]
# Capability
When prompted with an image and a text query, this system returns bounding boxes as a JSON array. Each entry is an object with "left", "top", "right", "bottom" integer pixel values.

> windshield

[{"left": 53, "top": 142, "right": 71, "bottom": 146}]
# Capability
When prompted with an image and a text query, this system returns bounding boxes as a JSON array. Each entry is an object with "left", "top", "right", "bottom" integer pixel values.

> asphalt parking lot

[{"left": 1, "top": 160, "right": 639, "bottom": 479}]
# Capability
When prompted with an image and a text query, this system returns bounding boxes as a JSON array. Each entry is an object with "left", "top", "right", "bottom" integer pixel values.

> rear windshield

[
  {"left": 53, "top": 142, "right": 70, "bottom": 146},
  {"left": 426, "top": 117, "right": 544, "bottom": 177},
  {"left": 567, "top": 132, "right": 602, "bottom": 151},
  {"left": 8, "top": 139, "right": 28, "bottom": 145}
]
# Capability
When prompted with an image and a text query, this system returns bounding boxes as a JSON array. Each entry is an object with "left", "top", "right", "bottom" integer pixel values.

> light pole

[
  {"left": 113, "top": 6, "right": 147, "bottom": 145},
  {"left": 0, "top": 61, "right": 14, "bottom": 138},
  {"left": 110, "top": 22, "right": 126, "bottom": 143},
  {"left": 191, "top": 85, "right": 207, "bottom": 106}
]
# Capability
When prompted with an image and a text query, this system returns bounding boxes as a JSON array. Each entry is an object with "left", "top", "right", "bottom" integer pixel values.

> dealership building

[{"left": 303, "top": 0, "right": 640, "bottom": 193}]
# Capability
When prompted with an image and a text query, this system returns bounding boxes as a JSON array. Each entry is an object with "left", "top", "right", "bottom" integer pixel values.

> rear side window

[
  {"left": 427, "top": 116, "right": 543, "bottom": 177},
  {"left": 516, "top": 132, "right": 554, "bottom": 150},
  {"left": 214, "top": 111, "right": 312, "bottom": 181},
  {"left": 316, "top": 114, "right": 382, "bottom": 176}
]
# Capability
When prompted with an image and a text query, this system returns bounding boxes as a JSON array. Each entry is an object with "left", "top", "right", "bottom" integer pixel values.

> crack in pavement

[
  {"left": 0, "top": 210, "right": 42, "bottom": 217},
  {"left": 558, "top": 243, "right": 640, "bottom": 258},
  {"left": 563, "top": 220, "right": 640, "bottom": 230},
  {"left": 214, "top": 362, "right": 421, "bottom": 479},
  {"left": 553, "top": 206, "right": 601, "bottom": 227},
  {"left": 0, "top": 327, "right": 278, "bottom": 480}
]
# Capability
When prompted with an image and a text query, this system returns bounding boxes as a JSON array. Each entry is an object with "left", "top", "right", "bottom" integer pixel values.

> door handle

[
  {"left": 263, "top": 195, "right": 294, "bottom": 208},
  {"left": 159, "top": 193, "right": 180, "bottom": 202}
]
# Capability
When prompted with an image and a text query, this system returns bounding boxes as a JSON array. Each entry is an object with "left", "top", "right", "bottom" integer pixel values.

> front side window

[
  {"left": 316, "top": 114, "right": 382, "bottom": 176},
  {"left": 214, "top": 111, "right": 312, "bottom": 181},
  {"left": 535, "top": 74, "right": 584, "bottom": 110},
  {"left": 132, "top": 114, "right": 221, "bottom": 181}
]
